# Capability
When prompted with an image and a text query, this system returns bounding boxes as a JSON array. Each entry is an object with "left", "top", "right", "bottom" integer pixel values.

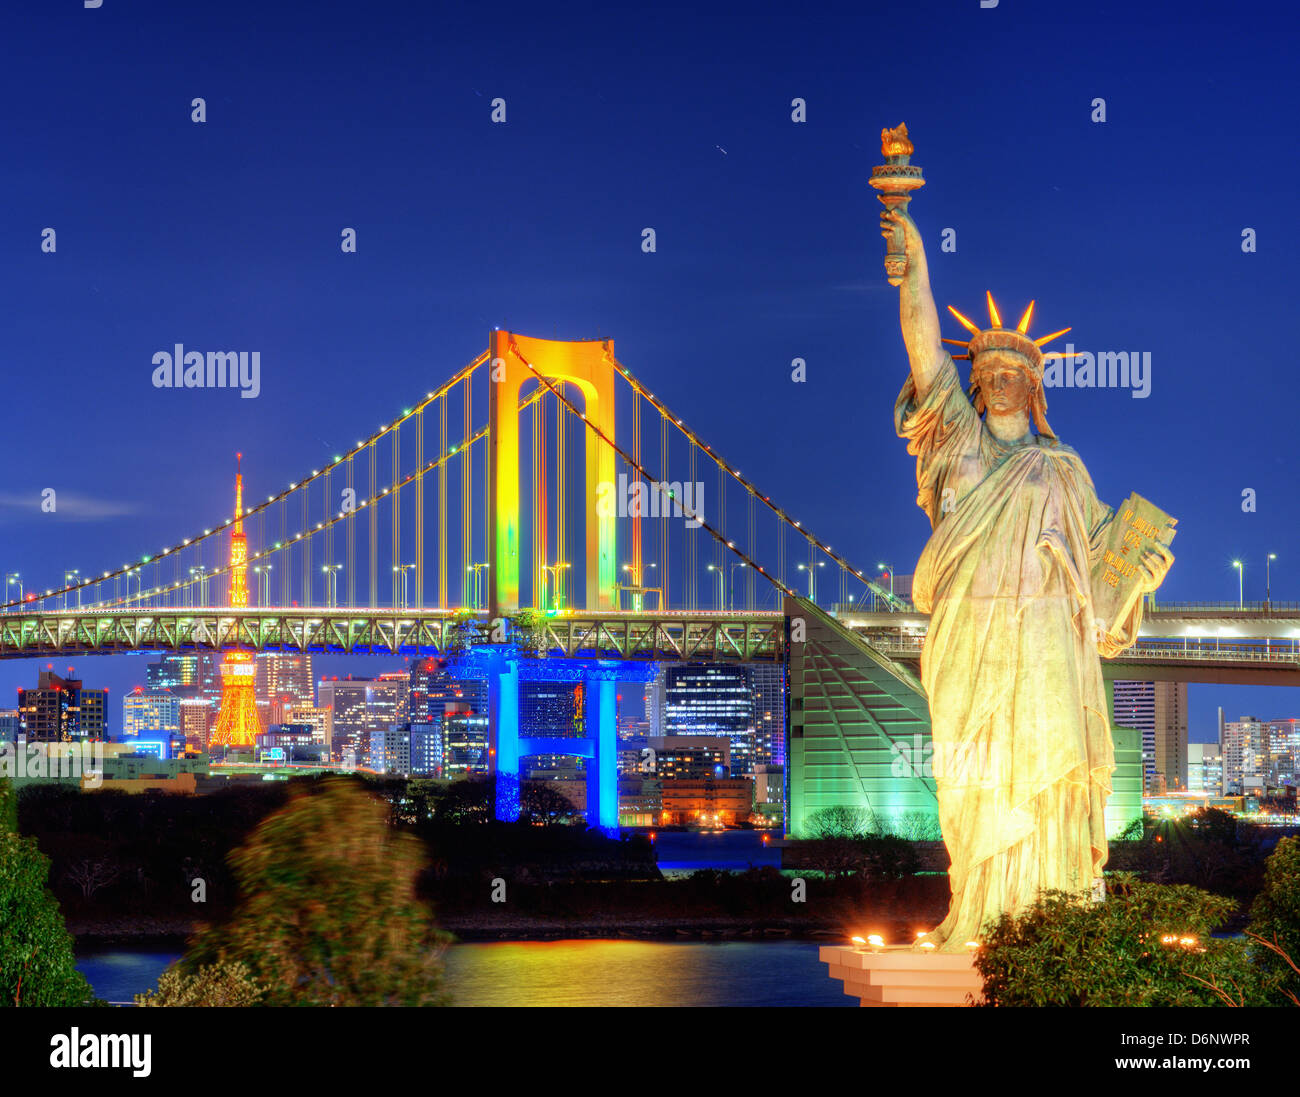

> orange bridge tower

[{"left": 210, "top": 453, "right": 262, "bottom": 748}]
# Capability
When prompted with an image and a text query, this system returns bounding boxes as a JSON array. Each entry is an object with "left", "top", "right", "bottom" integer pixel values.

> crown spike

[
  {"left": 1033, "top": 327, "right": 1072, "bottom": 347},
  {"left": 947, "top": 305, "right": 981, "bottom": 335},
  {"left": 1016, "top": 300, "right": 1035, "bottom": 333},
  {"left": 986, "top": 291, "right": 1002, "bottom": 328},
  {"left": 940, "top": 338, "right": 971, "bottom": 347}
]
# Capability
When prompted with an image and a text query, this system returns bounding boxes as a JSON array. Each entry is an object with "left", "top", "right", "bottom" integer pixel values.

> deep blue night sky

[{"left": 0, "top": 0, "right": 1296, "bottom": 738}]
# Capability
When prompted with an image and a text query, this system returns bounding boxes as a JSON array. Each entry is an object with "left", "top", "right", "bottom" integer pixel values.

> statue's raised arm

[{"left": 881, "top": 206, "right": 945, "bottom": 400}]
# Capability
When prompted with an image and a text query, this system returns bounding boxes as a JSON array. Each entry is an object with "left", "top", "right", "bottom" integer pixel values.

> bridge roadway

[{"left": 1, "top": 601, "right": 1299, "bottom": 682}]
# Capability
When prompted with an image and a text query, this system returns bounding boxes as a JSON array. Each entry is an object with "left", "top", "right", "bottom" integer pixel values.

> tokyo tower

[{"left": 210, "top": 454, "right": 263, "bottom": 748}]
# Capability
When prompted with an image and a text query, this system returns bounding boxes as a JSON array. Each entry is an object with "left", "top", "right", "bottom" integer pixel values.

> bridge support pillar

[
  {"left": 488, "top": 658, "right": 521, "bottom": 822},
  {"left": 584, "top": 674, "right": 618, "bottom": 832}
]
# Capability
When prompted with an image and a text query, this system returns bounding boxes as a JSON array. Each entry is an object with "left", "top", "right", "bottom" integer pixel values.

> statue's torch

[{"left": 869, "top": 123, "right": 925, "bottom": 286}]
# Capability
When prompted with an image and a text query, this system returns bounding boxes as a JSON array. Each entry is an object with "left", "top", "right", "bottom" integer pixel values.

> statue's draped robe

[{"left": 895, "top": 354, "right": 1141, "bottom": 949}]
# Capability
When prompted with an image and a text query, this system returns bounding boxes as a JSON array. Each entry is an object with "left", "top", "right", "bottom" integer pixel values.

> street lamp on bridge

[
  {"left": 322, "top": 565, "right": 343, "bottom": 608},
  {"left": 63, "top": 570, "right": 80, "bottom": 611},
  {"left": 467, "top": 563, "right": 490, "bottom": 610},
  {"left": 878, "top": 562, "right": 897, "bottom": 602},
  {"left": 1267, "top": 553, "right": 1277, "bottom": 605},
  {"left": 393, "top": 564, "right": 416, "bottom": 610},
  {"left": 1232, "top": 560, "right": 1243, "bottom": 610},
  {"left": 253, "top": 564, "right": 273, "bottom": 606},
  {"left": 729, "top": 562, "right": 747, "bottom": 611},
  {"left": 540, "top": 562, "right": 571, "bottom": 612},
  {"left": 796, "top": 561, "right": 824, "bottom": 602},
  {"left": 6, "top": 574, "right": 21, "bottom": 605},
  {"left": 621, "top": 562, "right": 658, "bottom": 612}
]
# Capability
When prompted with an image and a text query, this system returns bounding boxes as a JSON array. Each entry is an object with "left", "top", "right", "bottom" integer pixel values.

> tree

[
  {"left": 1247, "top": 836, "right": 1300, "bottom": 1003},
  {"left": 135, "top": 960, "right": 265, "bottom": 1007},
  {"left": 183, "top": 777, "right": 452, "bottom": 1006},
  {"left": 520, "top": 780, "right": 581, "bottom": 825},
  {"left": 64, "top": 857, "right": 121, "bottom": 899},
  {"left": 803, "top": 805, "right": 878, "bottom": 839},
  {"left": 0, "top": 783, "right": 97, "bottom": 1006},
  {"left": 433, "top": 777, "right": 493, "bottom": 825}
]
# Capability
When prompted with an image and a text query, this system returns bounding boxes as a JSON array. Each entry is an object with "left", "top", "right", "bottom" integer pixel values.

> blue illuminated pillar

[
  {"left": 585, "top": 673, "right": 618, "bottom": 831},
  {"left": 489, "top": 657, "right": 520, "bottom": 822}
]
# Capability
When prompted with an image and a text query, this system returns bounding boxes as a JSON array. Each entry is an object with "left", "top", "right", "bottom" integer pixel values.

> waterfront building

[{"left": 659, "top": 777, "right": 754, "bottom": 826}]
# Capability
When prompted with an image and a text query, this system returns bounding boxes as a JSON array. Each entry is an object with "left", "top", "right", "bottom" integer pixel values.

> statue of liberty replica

[{"left": 872, "top": 125, "right": 1176, "bottom": 950}]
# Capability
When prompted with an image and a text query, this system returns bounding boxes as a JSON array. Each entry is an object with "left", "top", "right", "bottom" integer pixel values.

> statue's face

[{"left": 975, "top": 352, "right": 1034, "bottom": 415}]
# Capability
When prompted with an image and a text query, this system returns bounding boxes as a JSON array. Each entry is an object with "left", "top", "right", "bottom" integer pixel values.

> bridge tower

[
  {"left": 210, "top": 455, "right": 263, "bottom": 749},
  {"left": 487, "top": 331, "right": 617, "bottom": 615}
]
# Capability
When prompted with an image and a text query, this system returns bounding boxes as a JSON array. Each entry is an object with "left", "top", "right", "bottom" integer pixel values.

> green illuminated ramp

[{"left": 785, "top": 596, "right": 938, "bottom": 838}]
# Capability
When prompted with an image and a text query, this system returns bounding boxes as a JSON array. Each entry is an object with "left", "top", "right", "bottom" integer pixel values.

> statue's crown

[{"left": 944, "top": 293, "right": 1073, "bottom": 379}]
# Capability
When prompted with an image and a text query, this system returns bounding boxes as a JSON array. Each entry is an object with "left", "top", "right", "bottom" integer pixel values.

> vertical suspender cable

[{"left": 346, "top": 455, "right": 355, "bottom": 608}]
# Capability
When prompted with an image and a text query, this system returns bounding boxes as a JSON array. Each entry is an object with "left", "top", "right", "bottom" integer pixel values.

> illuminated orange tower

[{"left": 210, "top": 454, "right": 262, "bottom": 748}]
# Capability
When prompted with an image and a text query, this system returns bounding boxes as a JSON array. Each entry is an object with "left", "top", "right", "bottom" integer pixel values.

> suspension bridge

[{"left": 2, "top": 333, "right": 1291, "bottom": 831}]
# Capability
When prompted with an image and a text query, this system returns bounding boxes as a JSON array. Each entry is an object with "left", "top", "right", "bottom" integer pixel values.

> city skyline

[{"left": 0, "top": 3, "right": 1296, "bottom": 736}]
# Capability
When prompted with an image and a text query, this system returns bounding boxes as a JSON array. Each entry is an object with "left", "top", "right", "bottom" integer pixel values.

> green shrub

[
  {"left": 975, "top": 874, "right": 1271, "bottom": 1006},
  {"left": 135, "top": 960, "right": 265, "bottom": 1007}
]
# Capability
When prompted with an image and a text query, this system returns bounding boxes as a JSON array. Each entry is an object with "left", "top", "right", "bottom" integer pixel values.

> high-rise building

[
  {"left": 409, "top": 721, "right": 442, "bottom": 776},
  {"left": 407, "top": 658, "right": 487, "bottom": 725},
  {"left": 285, "top": 703, "right": 333, "bottom": 754},
  {"left": 18, "top": 670, "right": 107, "bottom": 743},
  {"left": 122, "top": 688, "right": 181, "bottom": 739},
  {"left": 645, "top": 669, "right": 666, "bottom": 738},
  {"left": 443, "top": 706, "right": 489, "bottom": 777},
  {"left": 0, "top": 709, "right": 21, "bottom": 743},
  {"left": 1188, "top": 743, "right": 1224, "bottom": 795},
  {"left": 317, "top": 673, "right": 409, "bottom": 765},
  {"left": 146, "top": 655, "right": 199, "bottom": 693},
  {"left": 256, "top": 653, "right": 314, "bottom": 723},
  {"left": 368, "top": 725, "right": 411, "bottom": 775},
  {"left": 1221, "top": 712, "right": 1269, "bottom": 794},
  {"left": 1265, "top": 718, "right": 1300, "bottom": 787},
  {"left": 1112, "top": 680, "right": 1186, "bottom": 793},
  {"left": 663, "top": 664, "right": 756, "bottom": 776},
  {"left": 211, "top": 458, "right": 263, "bottom": 748},
  {"left": 748, "top": 662, "right": 786, "bottom": 768},
  {"left": 178, "top": 697, "right": 213, "bottom": 753}
]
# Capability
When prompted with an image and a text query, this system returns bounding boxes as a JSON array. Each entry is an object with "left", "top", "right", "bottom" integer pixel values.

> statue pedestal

[{"left": 819, "top": 945, "right": 984, "bottom": 1007}]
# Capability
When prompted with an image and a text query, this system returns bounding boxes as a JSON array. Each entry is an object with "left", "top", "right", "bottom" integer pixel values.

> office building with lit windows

[
  {"left": 19, "top": 670, "right": 107, "bottom": 743},
  {"left": 663, "top": 664, "right": 756, "bottom": 776}
]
